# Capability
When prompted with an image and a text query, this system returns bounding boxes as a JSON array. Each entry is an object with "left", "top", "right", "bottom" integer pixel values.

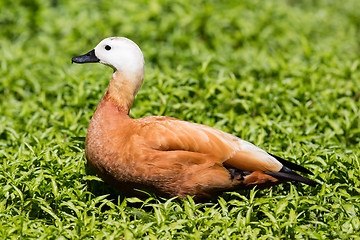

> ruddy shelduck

[{"left": 72, "top": 37, "right": 318, "bottom": 201}]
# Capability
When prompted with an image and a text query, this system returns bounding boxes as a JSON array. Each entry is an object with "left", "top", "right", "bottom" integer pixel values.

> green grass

[{"left": 1, "top": 0, "right": 360, "bottom": 238}]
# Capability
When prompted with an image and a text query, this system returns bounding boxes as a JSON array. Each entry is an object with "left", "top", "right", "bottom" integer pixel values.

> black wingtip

[
  {"left": 268, "top": 152, "right": 314, "bottom": 175},
  {"left": 264, "top": 169, "right": 319, "bottom": 187},
  {"left": 264, "top": 153, "right": 319, "bottom": 186}
]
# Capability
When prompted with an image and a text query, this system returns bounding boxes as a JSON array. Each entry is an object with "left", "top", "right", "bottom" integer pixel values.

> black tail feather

[
  {"left": 224, "top": 153, "right": 319, "bottom": 188},
  {"left": 264, "top": 166, "right": 319, "bottom": 186},
  {"left": 268, "top": 153, "right": 314, "bottom": 175}
]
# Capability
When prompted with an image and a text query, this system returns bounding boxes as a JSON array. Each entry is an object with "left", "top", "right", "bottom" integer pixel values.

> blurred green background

[{"left": 1, "top": 0, "right": 359, "bottom": 239}]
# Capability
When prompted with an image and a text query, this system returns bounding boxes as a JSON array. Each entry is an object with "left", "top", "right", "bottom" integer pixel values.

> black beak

[{"left": 72, "top": 49, "right": 100, "bottom": 64}]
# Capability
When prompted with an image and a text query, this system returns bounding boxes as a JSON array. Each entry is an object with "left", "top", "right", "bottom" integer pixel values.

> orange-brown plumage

[{"left": 72, "top": 37, "right": 318, "bottom": 201}]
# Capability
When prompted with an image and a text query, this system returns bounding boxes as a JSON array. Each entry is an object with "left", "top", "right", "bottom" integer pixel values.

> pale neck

[{"left": 105, "top": 70, "right": 144, "bottom": 114}]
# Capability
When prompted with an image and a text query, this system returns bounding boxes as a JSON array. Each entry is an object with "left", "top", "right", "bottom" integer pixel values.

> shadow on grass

[{"left": 84, "top": 164, "right": 128, "bottom": 200}]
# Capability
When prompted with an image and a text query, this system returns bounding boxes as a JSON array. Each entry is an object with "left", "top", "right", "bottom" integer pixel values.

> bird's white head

[
  {"left": 72, "top": 37, "right": 146, "bottom": 111},
  {"left": 72, "top": 37, "right": 145, "bottom": 74}
]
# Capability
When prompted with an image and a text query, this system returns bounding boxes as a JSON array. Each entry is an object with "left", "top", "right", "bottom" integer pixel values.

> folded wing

[{"left": 137, "top": 116, "right": 283, "bottom": 172}]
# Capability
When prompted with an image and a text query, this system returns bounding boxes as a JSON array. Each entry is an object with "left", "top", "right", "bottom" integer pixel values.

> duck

[{"left": 72, "top": 37, "right": 318, "bottom": 201}]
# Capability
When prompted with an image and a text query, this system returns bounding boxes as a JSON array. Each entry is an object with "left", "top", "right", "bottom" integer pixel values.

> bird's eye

[{"left": 105, "top": 45, "right": 111, "bottom": 51}]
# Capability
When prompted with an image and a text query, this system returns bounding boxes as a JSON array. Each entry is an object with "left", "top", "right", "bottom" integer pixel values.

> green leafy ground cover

[{"left": 1, "top": 0, "right": 359, "bottom": 239}]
